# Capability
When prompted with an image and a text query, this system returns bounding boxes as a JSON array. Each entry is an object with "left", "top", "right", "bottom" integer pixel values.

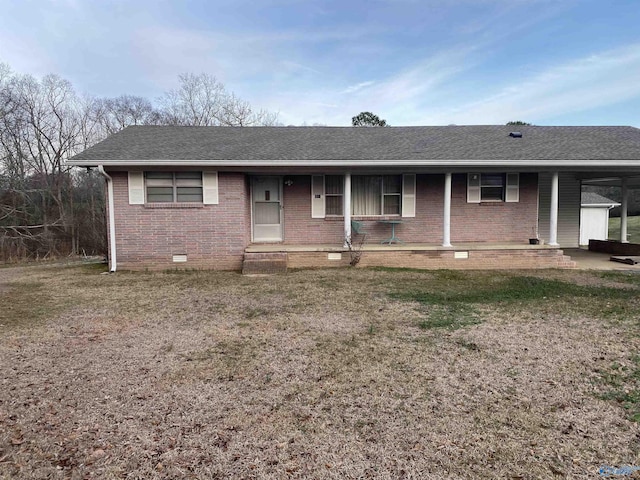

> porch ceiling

[{"left": 581, "top": 174, "right": 640, "bottom": 188}]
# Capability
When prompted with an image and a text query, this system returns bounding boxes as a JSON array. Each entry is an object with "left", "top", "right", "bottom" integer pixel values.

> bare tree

[
  {"left": 0, "top": 66, "right": 281, "bottom": 262},
  {"left": 93, "top": 94, "right": 160, "bottom": 135},
  {"left": 0, "top": 71, "right": 98, "bottom": 258},
  {"left": 159, "top": 73, "right": 279, "bottom": 126}
]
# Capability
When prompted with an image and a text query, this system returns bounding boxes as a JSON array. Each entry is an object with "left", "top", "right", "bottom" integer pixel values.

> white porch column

[
  {"left": 621, "top": 177, "right": 629, "bottom": 243},
  {"left": 443, "top": 172, "right": 452, "bottom": 247},
  {"left": 343, "top": 173, "right": 352, "bottom": 247},
  {"left": 549, "top": 171, "right": 559, "bottom": 247}
]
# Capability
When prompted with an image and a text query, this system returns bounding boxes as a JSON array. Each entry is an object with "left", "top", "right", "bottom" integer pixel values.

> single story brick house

[{"left": 68, "top": 125, "right": 640, "bottom": 272}]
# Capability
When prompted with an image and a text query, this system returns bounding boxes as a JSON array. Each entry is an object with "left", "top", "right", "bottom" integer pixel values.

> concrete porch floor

[{"left": 245, "top": 242, "right": 559, "bottom": 253}]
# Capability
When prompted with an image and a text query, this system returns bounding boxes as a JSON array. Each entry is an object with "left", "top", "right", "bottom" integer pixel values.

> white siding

[
  {"left": 538, "top": 172, "right": 581, "bottom": 248},
  {"left": 580, "top": 207, "right": 610, "bottom": 245}
]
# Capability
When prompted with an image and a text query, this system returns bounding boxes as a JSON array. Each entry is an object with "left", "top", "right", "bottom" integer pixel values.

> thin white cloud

[
  {"left": 340, "top": 81, "right": 375, "bottom": 94},
  {"left": 280, "top": 61, "right": 324, "bottom": 76},
  {"left": 266, "top": 43, "right": 640, "bottom": 126},
  {"left": 262, "top": 45, "right": 479, "bottom": 125},
  {"left": 439, "top": 43, "right": 640, "bottom": 125}
]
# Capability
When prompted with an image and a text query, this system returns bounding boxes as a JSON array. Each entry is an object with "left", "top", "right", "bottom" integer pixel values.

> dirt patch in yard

[{"left": 1, "top": 266, "right": 640, "bottom": 478}]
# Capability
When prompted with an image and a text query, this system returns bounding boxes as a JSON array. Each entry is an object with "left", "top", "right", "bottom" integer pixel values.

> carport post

[
  {"left": 549, "top": 172, "right": 559, "bottom": 247},
  {"left": 621, "top": 177, "right": 629, "bottom": 243},
  {"left": 344, "top": 173, "right": 352, "bottom": 247},
  {"left": 443, "top": 172, "right": 452, "bottom": 247}
]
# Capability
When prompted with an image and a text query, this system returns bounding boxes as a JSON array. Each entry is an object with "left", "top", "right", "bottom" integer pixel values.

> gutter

[
  {"left": 67, "top": 158, "right": 640, "bottom": 169},
  {"left": 97, "top": 165, "right": 117, "bottom": 272}
]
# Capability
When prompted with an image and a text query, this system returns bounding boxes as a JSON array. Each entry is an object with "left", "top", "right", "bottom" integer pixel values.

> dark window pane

[
  {"left": 481, "top": 174, "right": 504, "bottom": 186},
  {"left": 481, "top": 186, "right": 503, "bottom": 201},
  {"left": 146, "top": 172, "right": 173, "bottom": 180},
  {"left": 147, "top": 187, "right": 174, "bottom": 202},
  {"left": 326, "top": 196, "right": 343, "bottom": 215},
  {"left": 177, "top": 187, "right": 203, "bottom": 202},
  {"left": 383, "top": 195, "right": 401, "bottom": 214},
  {"left": 325, "top": 175, "right": 344, "bottom": 195},
  {"left": 383, "top": 175, "right": 402, "bottom": 194},
  {"left": 175, "top": 171, "right": 202, "bottom": 180}
]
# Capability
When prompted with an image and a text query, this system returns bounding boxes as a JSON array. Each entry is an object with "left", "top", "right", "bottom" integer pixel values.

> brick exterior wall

[
  {"left": 283, "top": 173, "right": 538, "bottom": 245},
  {"left": 286, "top": 248, "right": 575, "bottom": 270},
  {"left": 107, "top": 171, "right": 541, "bottom": 271},
  {"left": 451, "top": 173, "right": 538, "bottom": 242},
  {"left": 108, "top": 171, "right": 250, "bottom": 270}
]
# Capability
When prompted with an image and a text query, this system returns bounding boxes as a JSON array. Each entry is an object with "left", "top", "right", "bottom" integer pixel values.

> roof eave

[
  {"left": 66, "top": 158, "right": 640, "bottom": 169},
  {"left": 581, "top": 203, "right": 621, "bottom": 208}
]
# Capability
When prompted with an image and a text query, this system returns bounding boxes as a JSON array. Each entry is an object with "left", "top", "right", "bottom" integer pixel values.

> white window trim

[
  {"left": 312, "top": 174, "right": 415, "bottom": 218},
  {"left": 311, "top": 175, "right": 325, "bottom": 218},
  {"left": 324, "top": 175, "right": 344, "bottom": 217},
  {"left": 139, "top": 171, "right": 214, "bottom": 204},
  {"left": 402, "top": 174, "right": 416, "bottom": 217},
  {"left": 128, "top": 171, "right": 145, "bottom": 205},
  {"left": 505, "top": 173, "right": 519, "bottom": 203},
  {"left": 202, "top": 171, "right": 219, "bottom": 205},
  {"left": 467, "top": 173, "right": 520, "bottom": 203}
]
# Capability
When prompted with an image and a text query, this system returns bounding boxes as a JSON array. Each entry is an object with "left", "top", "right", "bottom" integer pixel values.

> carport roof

[{"left": 581, "top": 192, "right": 621, "bottom": 206}]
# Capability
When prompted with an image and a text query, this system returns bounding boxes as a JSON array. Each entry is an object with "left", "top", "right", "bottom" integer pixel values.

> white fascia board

[
  {"left": 581, "top": 203, "right": 621, "bottom": 208},
  {"left": 66, "top": 158, "right": 640, "bottom": 168}
]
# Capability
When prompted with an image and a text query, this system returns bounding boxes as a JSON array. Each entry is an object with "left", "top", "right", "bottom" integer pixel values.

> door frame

[{"left": 250, "top": 175, "right": 284, "bottom": 243}]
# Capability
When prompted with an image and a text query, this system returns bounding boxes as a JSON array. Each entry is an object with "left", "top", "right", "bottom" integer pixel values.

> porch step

[
  {"left": 559, "top": 254, "right": 577, "bottom": 268},
  {"left": 242, "top": 252, "right": 288, "bottom": 275}
]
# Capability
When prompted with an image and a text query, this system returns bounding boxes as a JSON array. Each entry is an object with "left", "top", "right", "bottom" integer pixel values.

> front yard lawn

[
  {"left": 1, "top": 264, "right": 640, "bottom": 478},
  {"left": 609, "top": 215, "right": 640, "bottom": 243}
]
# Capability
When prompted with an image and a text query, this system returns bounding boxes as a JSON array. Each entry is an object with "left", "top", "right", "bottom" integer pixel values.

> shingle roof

[
  {"left": 68, "top": 125, "right": 640, "bottom": 166},
  {"left": 581, "top": 192, "right": 620, "bottom": 205}
]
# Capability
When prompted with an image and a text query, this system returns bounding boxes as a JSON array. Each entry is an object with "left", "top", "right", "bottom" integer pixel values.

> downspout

[{"left": 97, "top": 165, "right": 117, "bottom": 272}]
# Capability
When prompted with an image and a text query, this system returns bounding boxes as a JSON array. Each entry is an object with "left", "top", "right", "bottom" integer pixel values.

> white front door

[{"left": 252, "top": 176, "right": 283, "bottom": 242}]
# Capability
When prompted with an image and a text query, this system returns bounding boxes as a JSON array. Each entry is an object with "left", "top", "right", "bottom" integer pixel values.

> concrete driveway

[{"left": 565, "top": 248, "right": 640, "bottom": 271}]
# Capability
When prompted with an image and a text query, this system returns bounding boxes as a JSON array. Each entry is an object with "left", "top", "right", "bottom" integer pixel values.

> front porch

[{"left": 243, "top": 242, "right": 576, "bottom": 273}]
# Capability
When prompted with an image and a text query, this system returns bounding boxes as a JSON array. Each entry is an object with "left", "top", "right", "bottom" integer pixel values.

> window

[
  {"left": 325, "top": 175, "right": 344, "bottom": 216},
  {"left": 352, "top": 175, "right": 402, "bottom": 215},
  {"left": 310, "top": 174, "right": 415, "bottom": 218},
  {"left": 467, "top": 173, "right": 519, "bottom": 203},
  {"left": 146, "top": 172, "right": 203, "bottom": 203},
  {"left": 480, "top": 173, "right": 505, "bottom": 201}
]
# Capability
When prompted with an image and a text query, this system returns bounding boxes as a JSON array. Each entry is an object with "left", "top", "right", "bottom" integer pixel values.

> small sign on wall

[
  {"left": 173, "top": 254, "right": 188, "bottom": 263},
  {"left": 454, "top": 251, "right": 469, "bottom": 259},
  {"left": 328, "top": 253, "right": 342, "bottom": 261}
]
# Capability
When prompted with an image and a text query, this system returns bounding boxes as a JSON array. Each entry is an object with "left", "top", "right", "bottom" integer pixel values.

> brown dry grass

[{"left": 1, "top": 264, "right": 640, "bottom": 479}]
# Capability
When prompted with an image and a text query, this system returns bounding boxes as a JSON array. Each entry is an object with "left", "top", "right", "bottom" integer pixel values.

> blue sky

[{"left": 1, "top": 0, "right": 639, "bottom": 126}]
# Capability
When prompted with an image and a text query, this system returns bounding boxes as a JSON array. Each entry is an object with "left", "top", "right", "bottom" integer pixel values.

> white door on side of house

[{"left": 252, "top": 176, "right": 283, "bottom": 242}]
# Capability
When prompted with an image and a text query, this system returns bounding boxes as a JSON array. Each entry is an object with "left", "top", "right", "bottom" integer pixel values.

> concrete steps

[{"left": 242, "top": 252, "right": 288, "bottom": 275}]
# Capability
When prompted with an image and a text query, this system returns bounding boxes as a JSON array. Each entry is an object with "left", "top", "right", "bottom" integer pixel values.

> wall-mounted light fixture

[{"left": 284, "top": 178, "right": 294, "bottom": 186}]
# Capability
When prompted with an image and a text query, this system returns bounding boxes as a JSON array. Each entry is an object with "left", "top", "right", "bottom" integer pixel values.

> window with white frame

[
  {"left": 325, "top": 175, "right": 344, "bottom": 215},
  {"left": 352, "top": 175, "right": 402, "bottom": 215},
  {"left": 467, "top": 173, "right": 519, "bottom": 203},
  {"left": 146, "top": 172, "right": 203, "bottom": 203},
  {"left": 311, "top": 174, "right": 415, "bottom": 218}
]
